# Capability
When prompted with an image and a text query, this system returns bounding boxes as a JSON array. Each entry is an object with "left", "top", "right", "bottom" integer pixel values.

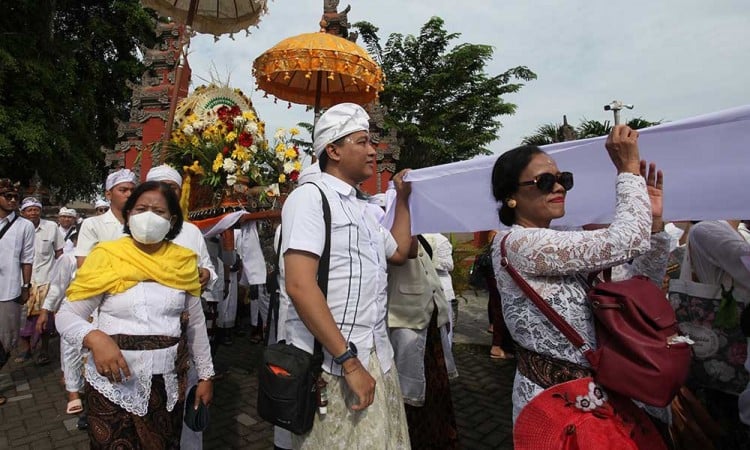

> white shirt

[
  {"left": 173, "top": 221, "right": 217, "bottom": 289},
  {"left": 59, "top": 225, "right": 76, "bottom": 254},
  {"left": 237, "top": 221, "right": 267, "bottom": 286},
  {"left": 0, "top": 212, "right": 35, "bottom": 301},
  {"left": 31, "top": 219, "right": 64, "bottom": 285},
  {"left": 280, "top": 174, "right": 397, "bottom": 375},
  {"left": 56, "top": 282, "right": 214, "bottom": 416},
  {"left": 689, "top": 220, "right": 750, "bottom": 303},
  {"left": 75, "top": 209, "right": 126, "bottom": 257},
  {"left": 43, "top": 253, "right": 77, "bottom": 312},
  {"left": 423, "top": 233, "right": 456, "bottom": 300}
]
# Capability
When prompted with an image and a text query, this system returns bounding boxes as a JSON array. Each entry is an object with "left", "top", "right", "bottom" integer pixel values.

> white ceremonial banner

[{"left": 399, "top": 105, "right": 750, "bottom": 234}]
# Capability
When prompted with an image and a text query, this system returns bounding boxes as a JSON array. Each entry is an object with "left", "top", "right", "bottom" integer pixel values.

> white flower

[
  {"left": 183, "top": 125, "right": 194, "bottom": 136},
  {"left": 283, "top": 161, "right": 295, "bottom": 173},
  {"left": 193, "top": 120, "right": 206, "bottom": 130},
  {"left": 222, "top": 158, "right": 238, "bottom": 174},
  {"left": 274, "top": 128, "right": 285, "bottom": 140},
  {"left": 245, "top": 121, "right": 258, "bottom": 133},
  {"left": 226, "top": 174, "right": 238, "bottom": 186},
  {"left": 233, "top": 116, "right": 246, "bottom": 128},
  {"left": 249, "top": 144, "right": 258, "bottom": 154},
  {"left": 575, "top": 394, "right": 596, "bottom": 412},
  {"left": 241, "top": 161, "right": 251, "bottom": 173},
  {"left": 587, "top": 382, "right": 607, "bottom": 406},
  {"left": 265, "top": 183, "right": 280, "bottom": 197}
]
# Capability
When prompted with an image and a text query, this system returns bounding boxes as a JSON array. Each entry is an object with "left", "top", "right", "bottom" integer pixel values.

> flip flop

[
  {"left": 36, "top": 352, "right": 50, "bottom": 366},
  {"left": 490, "top": 348, "right": 515, "bottom": 360},
  {"left": 66, "top": 398, "right": 83, "bottom": 415},
  {"left": 0, "top": 395, "right": 7, "bottom": 406},
  {"left": 14, "top": 352, "right": 31, "bottom": 363}
]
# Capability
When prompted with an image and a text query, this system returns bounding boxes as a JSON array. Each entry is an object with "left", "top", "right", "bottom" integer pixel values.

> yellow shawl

[{"left": 67, "top": 237, "right": 201, "bottom": 301}]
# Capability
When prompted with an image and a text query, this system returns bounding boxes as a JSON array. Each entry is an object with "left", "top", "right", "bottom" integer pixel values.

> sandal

[
  {"left": 14, "top": 351, "right": 31, "bottom": 363},
  {"left": 0, "top": 395, "right": 7, "bottom": 406},
  {"left": 36, "top": 352, "right": 50, "bottom": 366},
  {"left": 66, "top": 398, "right": 83, "bottom": 415},
  {"left": 490, "top": 347, "right": 515, "bottom": 360}
]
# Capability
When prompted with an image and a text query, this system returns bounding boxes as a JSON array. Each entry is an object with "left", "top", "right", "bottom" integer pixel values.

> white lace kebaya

[
  {"left": 492, "top": 173, "right": 670, "bottom": 422},
  {"left": 56, "top": 282, "right": 214, "bottom": 416}
]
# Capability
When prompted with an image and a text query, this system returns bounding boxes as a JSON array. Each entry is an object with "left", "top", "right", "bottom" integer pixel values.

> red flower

[
  {"left": 217, "top": 105, "right": 230, "bottom": 120},
  {"left": 225, "top": 121, "right": 234, "bottom": 132},
  {"left": 238, "top": 132, "right": 253, "bottom": 147},
  {"left": 289, "top": 170, "right": 299, "bottom": 182},
  {"left": 222, "top": 146, "right": 230, "bottom": 155},
  {"left": 230, "top": 105, "right": 241, "bottom": 117}
]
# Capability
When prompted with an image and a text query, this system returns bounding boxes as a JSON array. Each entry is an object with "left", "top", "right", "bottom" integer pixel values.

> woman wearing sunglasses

[{"left": 490, "top": 126, "right": 671, "bottom": 437}]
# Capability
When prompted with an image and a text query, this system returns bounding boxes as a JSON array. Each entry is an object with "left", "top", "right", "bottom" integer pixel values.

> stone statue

[{"left": 320, "top": 0, "right": 357, "bottom": 42}]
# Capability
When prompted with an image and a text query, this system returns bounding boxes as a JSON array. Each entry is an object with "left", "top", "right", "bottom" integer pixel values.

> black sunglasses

[
  {"left": 96, "top": 207, "right": 109, "bottom": 213},
  {"left": 518, "top": 172, "right": 574, "bottom": 193},
  {"left": 1, "top": 192, "right": 19, "bottom": 201}
]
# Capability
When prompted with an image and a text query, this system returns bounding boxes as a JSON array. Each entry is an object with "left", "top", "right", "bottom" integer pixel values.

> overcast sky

[{"left": 186, "top": 0, "right": 749, "bottom": 155}]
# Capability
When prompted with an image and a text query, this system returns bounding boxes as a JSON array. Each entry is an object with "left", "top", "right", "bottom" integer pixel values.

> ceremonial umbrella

[
  {"left": 252, "top": 31, "right": 384, "bottom": 118},
  {"left": 140, "top": 0, "right": 269, "bottom": 154}
]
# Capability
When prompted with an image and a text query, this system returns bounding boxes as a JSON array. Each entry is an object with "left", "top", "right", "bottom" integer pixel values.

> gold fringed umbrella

[
  {"left": 142, "top": 0, "right": 268, "bottom": 36},
  {"left": 252, "top": 31, "right": 384, "bottom": 114}
]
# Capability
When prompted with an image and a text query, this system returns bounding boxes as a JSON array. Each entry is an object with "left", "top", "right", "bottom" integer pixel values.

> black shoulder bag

[{"left": 257, "top": 183, "right": 331, "bottom": 435}]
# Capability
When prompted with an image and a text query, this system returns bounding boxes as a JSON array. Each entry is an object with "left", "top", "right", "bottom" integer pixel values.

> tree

[
  {"left": 355, "top": 17, "right": 536, "bottom": 170},
  {"left": 522, "top": 117, "right": 662, "bottom": 144},
  {"left": 0, "top": 1, "right": 156, "bottom": 201}
]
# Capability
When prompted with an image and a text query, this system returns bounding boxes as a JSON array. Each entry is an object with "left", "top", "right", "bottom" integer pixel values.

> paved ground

[{"left": 0, "top": 290, "right": 515, "bottom": 449}]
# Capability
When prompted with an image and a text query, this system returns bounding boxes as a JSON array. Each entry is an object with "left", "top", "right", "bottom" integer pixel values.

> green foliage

[
  {"left": 355, "top": 17, "right": 536, "bottom": 170},
  {"left": 522, "top": 117, "right": 662, "bottom": 144},
  {"left": 0, "top": 0, "right": 156, "bottom": 201}
]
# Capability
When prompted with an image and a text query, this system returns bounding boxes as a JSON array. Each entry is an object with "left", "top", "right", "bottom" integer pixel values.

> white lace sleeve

[
  {"left": 613, "top": 231, "right": 670, "bottom": 285},
  {"left": 186, "top": 295, "right": 215, "bottom": 380},
  {"left": 504, "top": 173, "right": 652, "bottom": 276},
  {"left": 56, "top": 296, "right": 102, "bottom": 349}
]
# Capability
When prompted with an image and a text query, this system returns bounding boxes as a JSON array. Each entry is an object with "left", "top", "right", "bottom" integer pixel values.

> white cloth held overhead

[
  {"left": 105, "top": 168, "right": 137, "bottom": 191},
  {"left": 312, "top": 103, "right": 370, "bottom": 157},
  {"left": 394, "top": 104, "right": 750, "bottom": 234},
  {"left": 146, "top": 164, "right": 183, "bottom": 186}
]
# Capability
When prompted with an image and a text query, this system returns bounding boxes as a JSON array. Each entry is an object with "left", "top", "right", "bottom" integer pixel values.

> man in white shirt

[
  {"left": 0, "top": 179, "right": 35, "bottom": 406},
  {"left": 281, "top": 103, "right": 414, "bottom": 448},
  {"left": 57, "top": 207, "right": 78, "bottom": 254},
  {"left": 17, "top": 197, "right": 64, "bottom": 365},
  {"left": 75, "top": 169, "right": 136, "bottom": 266}
]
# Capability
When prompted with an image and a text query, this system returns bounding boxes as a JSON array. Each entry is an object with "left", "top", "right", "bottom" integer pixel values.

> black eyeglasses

[
  {"left": 1, "top": 192, "right": 19, "bottom": 201},
  {"left": 518, "top": 172, "right": 574, "bottom": 193}
]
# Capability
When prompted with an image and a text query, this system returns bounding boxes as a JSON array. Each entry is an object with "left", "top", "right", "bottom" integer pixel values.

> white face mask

[{"left": 128, "top": 211, "right": 171, "bottom": 244}]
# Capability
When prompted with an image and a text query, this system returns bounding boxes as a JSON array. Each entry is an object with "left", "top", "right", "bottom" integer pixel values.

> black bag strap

[
  {"left": 500, "top": 233, "right": 596, "bottom": 364},
  {"left": 0, "top": 214, "right": 19, "bottom": 241},
  {"left": 265, "top": 183, "right": 332, "bottom": 363},
  {"left": 416, "top": 234, "right": 433, "bottom": 259}
]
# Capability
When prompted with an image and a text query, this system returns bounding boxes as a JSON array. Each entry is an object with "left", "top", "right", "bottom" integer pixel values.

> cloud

[{"left": 185, "top": 0, "right": 749, "bottom": 156}]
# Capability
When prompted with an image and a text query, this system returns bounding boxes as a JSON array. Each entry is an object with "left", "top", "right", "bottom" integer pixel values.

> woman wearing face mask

[{"left": 56, "top": 181, "right": 214, "bottom": 449}]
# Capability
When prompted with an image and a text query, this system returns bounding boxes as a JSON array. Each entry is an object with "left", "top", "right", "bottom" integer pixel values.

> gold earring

[{"left": 506, "top": 199, "right": 517, "bottom": 208}]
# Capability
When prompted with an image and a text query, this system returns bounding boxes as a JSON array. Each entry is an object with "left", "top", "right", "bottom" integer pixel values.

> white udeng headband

[
  {"left": 312, "top": 103, "right": 370, "bottom": 157},
  {"left": 20, "top": 197, "right": 42, "bottom": 211},
  {"left": 105, "top": 169, "right": 137, "bottom": 191}
]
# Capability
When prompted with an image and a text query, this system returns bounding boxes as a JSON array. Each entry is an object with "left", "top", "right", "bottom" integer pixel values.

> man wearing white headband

[
  {"left": 93, "top": 199, "right": 109, "bottom": 215},
  {"left": 57, "top": 207, "right": 78, "bottom": 254},
  {"left": 280, "top": 103, "right": 414, "bottom": 448},
  {"left": 146, "top": 164, "right": 217, "bottom": 450},
  {"left": 75, "top": 168, "right": 136, "bottom": 266},
  {"left": 18, "top": 197, "right": 64, "bottom": 366}
]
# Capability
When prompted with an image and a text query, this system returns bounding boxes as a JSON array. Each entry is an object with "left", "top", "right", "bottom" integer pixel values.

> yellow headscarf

[{"left": 67, "top": 237, "right": 201, "bottom": 301}]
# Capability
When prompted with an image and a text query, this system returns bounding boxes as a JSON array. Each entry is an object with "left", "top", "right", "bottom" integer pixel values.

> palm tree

[
  {"left": 577, "top": 119, "right": 612, "bottom": 139},
  {"left": 522, "top": 123, "right": 563, "bottom": 146}
]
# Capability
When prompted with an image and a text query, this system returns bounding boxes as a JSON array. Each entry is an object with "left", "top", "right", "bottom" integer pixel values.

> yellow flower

[
  {"left": 242, "top": 111, "right": 256, "bottom": 121},
  {"left": 232, "top": 145, "right": 249, "bottom": 162},
  {"left": 289, "top": 127, "right": 300, "bottom": 136},
  {"left": 185, "top": 161, "right": 205, "bottom": 176},
  {"left": 190, "top": 136, "right": 200, "bottom": 147},
  {"left": 284, "top": 147, "right": 298, "bottom": 159},
  {"left": 258, "top": 122, "right": 265, "bottom": 136},
  {"left": 294, "top": 161, "right": 302, "bottom": 171},
  {"left": 278, "top": 173, "right": 286, "bottom": 183},
  {"left": 275, "top": 142, "right": 286, "bottom": 154},
  {"left": 212, "top": 153, "right": 223, "bottom": 173},
  {"left": 226, "top": 131, "right": 237, "bottom": 143}
]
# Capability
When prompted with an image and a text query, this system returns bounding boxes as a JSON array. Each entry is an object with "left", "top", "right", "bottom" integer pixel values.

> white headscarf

[
  {"left": 94, "top": 199, "right": 110, "bottom": 209},
  {"left": 312, "top": 103, "right": 370, "bottom": 157},
  {"left": 105, "top": 168, "right": 137, "bottom": 191},
  {"left": 146, "top": 164, "right": 182, "bottom": 186},
  {"left": 20, "top": 197, "right": 42, "bottom": 211}
]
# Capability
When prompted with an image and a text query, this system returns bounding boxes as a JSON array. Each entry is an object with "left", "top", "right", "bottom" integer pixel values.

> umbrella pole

[{"left": 312, "top": 71, "right": 323, "bottom": 162}]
